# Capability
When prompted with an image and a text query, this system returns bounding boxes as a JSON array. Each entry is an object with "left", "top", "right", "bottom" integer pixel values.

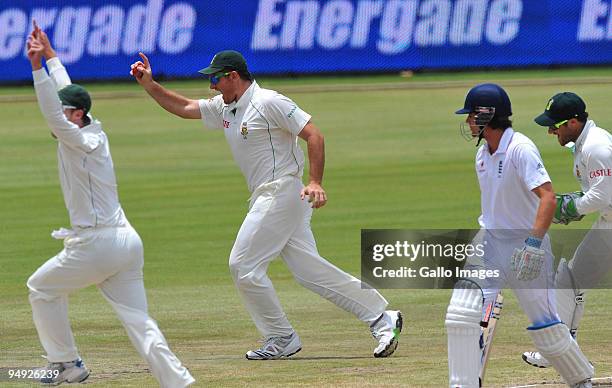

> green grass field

[{"left": 1, "top": 68, "right": 611, "bottom": 387}]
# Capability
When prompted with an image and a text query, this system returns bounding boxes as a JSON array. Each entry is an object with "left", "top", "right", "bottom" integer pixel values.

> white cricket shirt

[
  {"left": 572, "top": 120, "right": 612, "bottom": 216},
  {"left": 199, "top": 81, "right": 311, "bottom": 193},
  {"left": 32, "top": 62, "right": 126, "bottom": 230},
  {"left": 475, "top": 128, "right": 551, "bottom": 230}
]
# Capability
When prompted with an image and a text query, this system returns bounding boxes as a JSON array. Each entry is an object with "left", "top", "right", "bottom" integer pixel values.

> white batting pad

[
  {"left": 528, "top": 322, "right": 594, "bottom": 385},
  {"left": 446, "top": 282, "right": 483, "bottom": 388},
  {"left": 555, "top": 259, "right": 585, "bottom": 336}
]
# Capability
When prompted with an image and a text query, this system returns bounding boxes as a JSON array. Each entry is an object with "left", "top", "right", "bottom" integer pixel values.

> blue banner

[{"left": 2, "top": 0, "right": 612, "bottom": 82}]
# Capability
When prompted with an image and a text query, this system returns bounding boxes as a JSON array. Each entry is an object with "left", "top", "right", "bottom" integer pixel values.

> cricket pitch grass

[{"left": 1, "top": 68, "right": 611, "bottom": 387}]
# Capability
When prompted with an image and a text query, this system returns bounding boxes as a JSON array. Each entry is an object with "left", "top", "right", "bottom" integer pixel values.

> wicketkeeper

[{"left": 522, "top": 92, "right": 612, "bottom": 368}]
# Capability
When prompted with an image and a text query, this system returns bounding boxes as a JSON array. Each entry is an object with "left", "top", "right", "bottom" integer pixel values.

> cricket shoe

[
  {"left": 521, "top": 351, "right": 551, "bottom": 368},
  {"left": 38, "top": 358, "right": 90, "bottom": 385},
  {"left": 370, "top": 310, "right": 403, "bottom": 358},
  {"left": 245, "top": 332, "right": 302, "bottom": 360}
]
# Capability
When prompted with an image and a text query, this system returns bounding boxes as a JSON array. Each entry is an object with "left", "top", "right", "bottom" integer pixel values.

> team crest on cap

[
  {"left": 241, "top": 122, "right": 248, "bottom": 139},
  {"left": 546, "top": 98, "right": 554, "bottom": 111}
]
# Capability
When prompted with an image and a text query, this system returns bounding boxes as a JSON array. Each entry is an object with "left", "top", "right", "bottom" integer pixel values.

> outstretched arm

[
  {"left": 130, "top": 52, "right": 201, "bottom": 119},
  {"left": 31, "top": 20, "right": 71, "bottom": 90},
  {"left": 28, "top": 36, "right": 98, "bottom": 151},
  {"left": 298, "top": 121, "right": 327, "bottom": 208}
]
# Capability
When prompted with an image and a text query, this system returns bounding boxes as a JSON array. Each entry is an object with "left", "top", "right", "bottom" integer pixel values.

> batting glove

[{"left": 511, "top": 236, "right": 545, "bottom": 281}]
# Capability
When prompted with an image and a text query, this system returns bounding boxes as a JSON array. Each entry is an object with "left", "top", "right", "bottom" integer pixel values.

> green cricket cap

[
  {"left": 198, "top": 50, "right": 250, "bottom": 76},
  {"left": 534, "top": 92, "right": 586, "bottom": 126},
  {"left": 58, "top": 84, "right": 91, "bottom": 114}
]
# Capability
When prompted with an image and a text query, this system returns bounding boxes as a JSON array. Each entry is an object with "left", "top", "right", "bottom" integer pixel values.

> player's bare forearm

[
  {"left": 299, "top": 122, "right": 327, "bottom": 208},
  {"left": 143, "top": 81, "right": 201, "bottom": 119},
  {"left": 299, "top": 122, "right": 325, "bottom": 184},
  {"left": 531, "top": 182, "right": 556, "bottom": 238},
  {"left": 130, "top": 52, "right": 200, "bottom": 120},
  {"left": 306, "top": 133, "right": 325, "bottom": 185}
]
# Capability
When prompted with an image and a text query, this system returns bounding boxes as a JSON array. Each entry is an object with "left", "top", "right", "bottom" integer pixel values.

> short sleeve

[
  {"left": 198, "top": 96, "right": 225, "bottom": 130},
  {"left": 513, "top": 143, "right": 551, "bottom": 191},
  {"left": 264, "top": 93, "right": 311, "bottom": 135}
]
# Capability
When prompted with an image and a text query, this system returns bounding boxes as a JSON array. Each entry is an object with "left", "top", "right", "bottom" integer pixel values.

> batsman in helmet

[{"left": 445, "top": 84, "right": 594, "bottom": 387}]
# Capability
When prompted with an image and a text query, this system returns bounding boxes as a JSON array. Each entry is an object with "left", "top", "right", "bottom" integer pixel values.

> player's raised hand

[
  {"left": 32, "top": 20, "right": 56, "bottom": 59},
  {"left": 26, "top": 36, "right": 44, "bottom": 69},
  {"left": 301, "top": 182, "right": 327, "bottom": 209},
  {"left": 130, "top": 52, "right": 153, "bottom": 86}
]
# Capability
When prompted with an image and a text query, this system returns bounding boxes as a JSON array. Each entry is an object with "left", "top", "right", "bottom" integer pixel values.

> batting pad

[
  {"left": 528, "top": 322, "right": 594, "bottom": 385},
  {"left": 446, "top": 281, "right": 483, "bottom": 388},
  {"left": 555, "top": 259, "right": 585, "bottom": 336}
]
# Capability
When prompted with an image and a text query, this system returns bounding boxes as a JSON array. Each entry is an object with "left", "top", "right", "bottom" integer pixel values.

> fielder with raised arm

[
  {"left": 25, "top": 24, "right": 194, "bottom": 387},
  {"left": 521, "top": 92, "right": 612, "bottom": 368},
  {"left": 129, "top": 50, "right": 402, "bottom": 359},
  {"left": 446, "top": 84, "right": 594, "bottom": 387}
]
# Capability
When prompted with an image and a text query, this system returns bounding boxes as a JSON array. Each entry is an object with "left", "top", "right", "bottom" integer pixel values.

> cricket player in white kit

[
  {"left": 522, "top": 92, "right": 612, "bottom": 368},
  {"left": 446, "top": 84, "right": 594, "bottom": 387},
  {"left": 129, "top": 50, "right": 402, "bottom": 359},
  {"left": 25, "top": 25, "right": 194, "bottom": 387}
]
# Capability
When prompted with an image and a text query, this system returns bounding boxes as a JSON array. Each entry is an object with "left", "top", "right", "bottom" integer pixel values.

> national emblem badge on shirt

[{"left": 241, "top": 122, "right": 248, "bottom": 139}]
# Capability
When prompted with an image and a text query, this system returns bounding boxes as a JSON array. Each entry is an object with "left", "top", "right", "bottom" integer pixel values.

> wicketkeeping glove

[
  {"left": 553, "top": 191, "right": 585, "bottom": 225},
  {"left": 511, "top": 236, "right": 545, "bottom": 281}
]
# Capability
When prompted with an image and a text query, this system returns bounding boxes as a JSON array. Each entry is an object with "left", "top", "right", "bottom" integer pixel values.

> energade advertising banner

[{"left": 1, "top": 0, "right": 612, "bottom": 82}]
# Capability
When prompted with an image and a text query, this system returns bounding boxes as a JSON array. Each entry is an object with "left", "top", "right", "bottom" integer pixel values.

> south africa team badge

[{"left": 241, "top": 122, "right": 248, "bottom": 139}]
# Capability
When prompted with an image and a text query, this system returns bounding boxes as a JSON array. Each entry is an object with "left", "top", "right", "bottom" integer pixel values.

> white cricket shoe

[
  {"left": 370, "top": 310, "right": 403, "bottom": 358},
  {"left": 521, "top": 351, "right": 551, "bottom": 368},
  {"left": 39, "top": 358, "right": 90, "bottom": 385},
  {"left": 245, "top": 332, "right": 302, "bottom": 360}
]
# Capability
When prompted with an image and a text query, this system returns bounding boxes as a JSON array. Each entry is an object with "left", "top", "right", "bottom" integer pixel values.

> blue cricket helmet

[{"left": 455, "top": 83, "right": 512, "bottom": 117}]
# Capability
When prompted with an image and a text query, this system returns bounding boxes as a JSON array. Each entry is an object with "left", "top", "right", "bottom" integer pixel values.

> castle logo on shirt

[
  {"left": 241, "top": 122, "right": 248, "bottom": 139},
  {"left": 589, "top": 168, "right": 612, "bottom": 179}
]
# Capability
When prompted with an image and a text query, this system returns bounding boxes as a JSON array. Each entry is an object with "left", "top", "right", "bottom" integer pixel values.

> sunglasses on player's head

[{"left": 209, "top": 72, "right": 232, "bottom": 85}]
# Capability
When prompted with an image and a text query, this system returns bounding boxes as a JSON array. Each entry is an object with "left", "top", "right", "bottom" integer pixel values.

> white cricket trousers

[
  {"left": 568, "top": 215, "right": 612, "bottom": 289},
  {"left": 229, "top": 176, "right": 388, "bottom": 338},
  {"left": 477, "top": 232, "right": 558, "bottom": 326},
  {"left": 27, "top": 224, "right": 195, "bottom": 388}
]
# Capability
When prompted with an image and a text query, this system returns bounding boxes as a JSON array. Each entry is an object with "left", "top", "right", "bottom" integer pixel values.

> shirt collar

[
  {"left": 574, "top": 120, "right": 594, "bottom": 153},
  {"left": 80, "top": 118, "right": 101, "bottom": 133},
  {"left": 491, "top": 127, "right": 514, "bottom": 155},
  {"left": 228, "top": 80, "right": 258, "bottom": 113}
]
